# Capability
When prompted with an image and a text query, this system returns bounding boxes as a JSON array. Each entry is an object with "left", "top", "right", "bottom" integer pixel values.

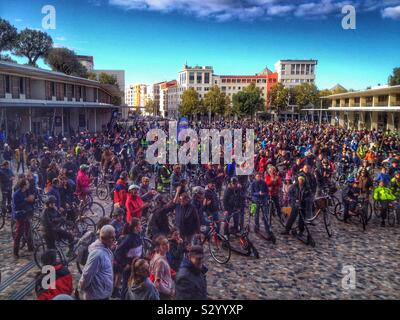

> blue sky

[{"left": 1, "top": 0, "right": 400, "bottom": 90}]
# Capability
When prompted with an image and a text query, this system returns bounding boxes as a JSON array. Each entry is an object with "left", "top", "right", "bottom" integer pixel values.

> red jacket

[
  {"left": 113, "top": 179, "right": 127, "bottom": 207},
  {"left": 35, "top": 264, "right": 73, "bottom": 300},
  {"left": 76, "top": 170, "right": 90, "bottom": 195},
  {"left": 265, "top": 174, "right": 282, "bottom": 197},
  {"left": 125, "top": 193, "right": 143, "bottom": 223}
]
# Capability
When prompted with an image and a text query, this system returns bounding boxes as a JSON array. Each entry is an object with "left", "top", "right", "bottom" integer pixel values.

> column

[
  {"left": 359, "top": 112, "right": 365, "bottom": 130},
  {"left": 387, "top": 112, "right": 394, "bottom": 131},
  {"left": 371, "top": 112, "right": 378, "bottom": 130},
  {"left": 29, "top": 107, "right": 32, "bottom": 132},
  {"left": 338, "top": 112, "right": 345, "bottom": 127},
  {"left": 348, "top": 111, "right": 354, "bottom": 129},
  {"left": 61, "top": 107, "right": 64, "bottom": 136},
  {"left": 94, "top": 108, "right": 97, "bottom": 132}
]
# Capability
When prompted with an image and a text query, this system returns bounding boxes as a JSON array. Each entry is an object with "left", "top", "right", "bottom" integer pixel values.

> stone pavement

[{"left": 0, "top": 200, "right": 399, "bottom": 300}]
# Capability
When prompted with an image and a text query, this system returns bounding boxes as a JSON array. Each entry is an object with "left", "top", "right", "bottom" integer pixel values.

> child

[{"left": 111, "top": 208, "right": 125, "bottom": 240}]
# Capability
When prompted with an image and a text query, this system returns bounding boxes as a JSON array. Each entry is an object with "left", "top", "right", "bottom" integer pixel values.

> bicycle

[
  {"left": 0, "top": 206, "right": 5, "bottom": 230},
  {"left": 335, "top": 194, "right": 369, "bottom": 231},
  {"left": 374, "top": 199, "right": 399, "bottom": 227},
  {"left": 199, "top": 216, "right": 232, "bottom": 264},
  {"left": 223, "top": 210, "right": 260, "bottom": 258},
  {"left": 307, "top": 195, "right": 334, "bottom": 237}
]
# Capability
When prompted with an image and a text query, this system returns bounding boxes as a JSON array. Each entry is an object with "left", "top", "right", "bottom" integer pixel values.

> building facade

[
  {"left": 0, "top": 61, "right": 121, "bottom": 139},
  {"left": 160, "top": 80, "right": 177, "bottom": 118},
  {"left": 274, "top": 59, "right": 317, "bottom": 88},
  {"left": 323, "top": 85, "right": 400, "bottom": 131}
]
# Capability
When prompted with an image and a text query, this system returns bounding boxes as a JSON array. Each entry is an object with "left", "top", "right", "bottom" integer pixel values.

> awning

[
  {"left": 328, "top": 106, "right": 400, "bottom": 112},
  {"left": 0, "top": 100, "right": 117, "bottom": 109}
]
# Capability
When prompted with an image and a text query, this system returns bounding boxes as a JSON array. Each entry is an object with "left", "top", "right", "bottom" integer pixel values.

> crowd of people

[{"left": 0, "top": 118, "right": 399, "bottom": 300}]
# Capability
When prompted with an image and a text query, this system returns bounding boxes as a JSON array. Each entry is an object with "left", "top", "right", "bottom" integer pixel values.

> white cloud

[
  {"left": 55, "top": 36, "right": 67, "bottom": 41},
  {"left": 106, "top": 0, "right": 400, "bottom": 21},
  {"left": 15, "top": 18, "right": 23, "bottom": 22},
  {"left": 382, "top": 5, "right": 400, "bottom": 19}
]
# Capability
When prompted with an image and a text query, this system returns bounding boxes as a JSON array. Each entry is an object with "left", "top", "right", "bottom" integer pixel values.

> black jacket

[
  {"left": 175, "top": 257, "right": 208, "bottom": 300},
  {"left": 147, "top": 202, "right": 175, "bottom": 239},
  {"left": 223, "top": 187, "right": 243, "bottom": 212}
]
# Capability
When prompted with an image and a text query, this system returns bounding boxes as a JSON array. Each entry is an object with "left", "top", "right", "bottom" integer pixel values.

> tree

[
  {"left": 203, "top": 85, "right": 230, "bottom": 116},
  {"left": 232, "top": 83, "right": 264, "bottom": 119},
  {"left": 179, "top": 87, "right": 200, "bottom": 117},
  {"left": 0, "top": 19, "right": 18, "bottom": 53},
  {"left": 269, "top": 83, "right": 289, "bottom": 114},
  {"left": 293, "top": 83, "right": 320, "bottom": 108},
  {"left": 45, "top": 47, "right": 88, "bottom": 77},
  {"left": 98, "top": 73, "right": 118, "bottom": 88},
  {"left": 388, "top": 67, "right": 400, "bottom": 86},
  {"left": 87, "top": 72, "right": 98, "bottom": 81},
  {"left": 144, "top": 98, "right": 158, "bottom": 115},
  {"left": 0, "top": 54, "right": 16, "bottom": 63},
  {"left": 13, "top": 28, "right": 53, "bottom": 66}
]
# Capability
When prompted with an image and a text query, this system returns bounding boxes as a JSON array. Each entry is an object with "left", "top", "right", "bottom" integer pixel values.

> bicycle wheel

[
  {"left": 96, "top": 183, "right": 109, "bottom": 201},
  {"left": 0, "top": 211, "right": 5, "bottom": 230},
  {"left": 75, "top": 217, "right": 96, "bottom": 238},
  {"left": 373, "top": 201, "right": 382, "bottom": 218},
  {"left": 323, "top": 209, "right": 333, "bottom": 237},
  {"left": 82, "top": 202, "right": 105, "bottom": 223},
  {"left": 142, "top": 237, "right": 154, "bottom": 260},
  {"left": 328, "top": 196, "right": 340, "bottom": 216},
  {"left": 334, "top": 203, "right": 345, "bottom": 221},
  {"left": 387, "top": 207, "right": 396, "bottom": 227},
  {"left": 34, "top": 243, "right": 65, "bottom": 269},
  {"left": 208, "top": 233, "right": 231, "bottom": 264},
  {"left": 365, "top": 202, "right": 373, "bottom": 223}
]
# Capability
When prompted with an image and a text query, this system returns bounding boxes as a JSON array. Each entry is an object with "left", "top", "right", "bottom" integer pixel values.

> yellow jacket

[{"left": 14, "top": 148, "right": 28, "bottom": 162}]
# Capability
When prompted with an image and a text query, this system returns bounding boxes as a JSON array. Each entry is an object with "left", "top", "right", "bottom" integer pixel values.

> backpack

[{"left": 76, "top": 231, "right": 97, "bottom": 266}]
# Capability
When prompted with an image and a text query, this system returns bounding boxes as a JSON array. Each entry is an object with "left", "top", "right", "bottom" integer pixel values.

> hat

[
  {"left": 128, "top": 184, "right": 140, "bottom": 191},
  {"left": 192, "top": 186, "right": 205, "bottom": 195},
  {"left": 188, "top": 245, "right": 204, "bottom": 258},
  {"left": 297, "top": 176, "right": 306, "bottom": 182}
]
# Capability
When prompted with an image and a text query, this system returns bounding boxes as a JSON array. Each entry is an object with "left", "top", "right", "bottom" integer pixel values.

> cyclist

[
  {"left": 41, "top": 195, "right": 75, "bottom": 256},
  {"left": 12, "top": 178, "right": 35, "bottom": 258},
  {"left": 265, "top": 166, "right": 283, "bottom": 222},
  {"left": 223, "top": 177, "right": 244, "bottom": 234},
  {"left": 204, "top": 180, "right": 220, "bottom": 224},
  {"left": 250, "top": 173, "right": 276, "bottom": 243},
  {"left": 373, "top": 180, "right": 396, "bottom": 227},
  {"left": 389, "top": 170, "right": 400, "bottom": 198},
  {"left": 114, "top": 171, "right": 128, "bottom": 212},
  {"left": 156, "top": 164, "right": 172, "bottom": 193},
  {"left": 75, "top": 164, "right": 91, "bottom": 202},
  {"left": 342, "top": 177, "right": 361, "bottom": 223}
]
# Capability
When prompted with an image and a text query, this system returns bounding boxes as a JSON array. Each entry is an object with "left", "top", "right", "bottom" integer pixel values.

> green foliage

[
  {"left": 388, "top": 67, "right": 400, "bottom": 86},
  {"left": 45, "top": 47, "right": 88, "bottom": 77},
  {"left": 98, "top": 73, "right": 118, "bottom": 87},
  {"left": 0, "top": 19, "right": 18, "bottom": 52},
  {"left": 269, "top": 83, "right": 289, "bottom": 113},
  {"left": 232, "top": 83, "right": 264, "bottom": 118},
  {"left": 144, "top": 98, "right": 158, "bottom": 115},
  {"left": 203, "top": 85, "right": 230, "bottom": 115},
  {"left": 179, "top": 87, "right": 200, "bottom": 116},
  {"left": 13, "top": 28, "right": 53, "bottom": 66},
  {"left": 293, "top": 83, "right": 320, "bottom": 108}
]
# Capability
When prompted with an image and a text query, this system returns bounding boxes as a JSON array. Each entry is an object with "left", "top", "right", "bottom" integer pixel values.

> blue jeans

[{"left": 254, "top": 202, "right": 272, "bottom": 234}]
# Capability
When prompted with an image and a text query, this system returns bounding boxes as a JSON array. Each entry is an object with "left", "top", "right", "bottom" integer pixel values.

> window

[
  {"left": 196, "top": 72, "right": 202, "bottom": 84},
  {"left": 222, "top": 79, "right": 226, "bottom": 83},
  {"left": 281, "top": 64, "right": 286, "bottom": 70},
  {"left": 228, "top": 87, "right": 231, "bottom": 90},
  {"left": 204, "top": 87, "right": 209, "bottom": 91},
  {"left": 204, "top": 72, "right": 210, "bottom": 84},
  {"left": 396, "top": 94, "right": 400, "bottom": 102},
  {"left": 355, "top": 97, "right": 360, "bottom": 103},
  {"left": 232, "top": 79, "right": 236, "bottom": 83},
  {"left": 51, "top": 82, "right": 55, "bottom": 96},
  {"left": 197, "top": 87, "right": 202, "bottom": 91},
  {"left": 227, "top": 79, "right": 231, "bottom": 83},
  {"left": 189, "top": 72, "right": 195, "bottom": 84},
  {"left": 5, "top": 75, "right": 10, "bottom": 93},
  {"left": 19, "top": 77, "right": 24, "bottom": 94},
  {"left": 221, "top": 87, "right": 226, "bottom": 91},
  {"left": 237, "top": 79, "right": 241, "bottom": 83},
  {"left": 378, "top": 95, "right": 388, "bottom": 102}
]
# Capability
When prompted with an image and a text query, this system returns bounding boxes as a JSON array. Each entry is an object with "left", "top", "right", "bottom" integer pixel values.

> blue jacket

[
  {"left": 375, "top": 173, "right": 391, "bottom": 186},
  {"left": 12, "top": 188, "right": 30, "bottom": 219},
  {"left": 0, "top": 167, "right": 13, "bottom": 190}
]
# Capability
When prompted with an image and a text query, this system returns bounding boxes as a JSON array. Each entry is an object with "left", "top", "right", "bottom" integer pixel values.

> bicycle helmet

[
  {"left": 192, "top": 186, "right": 205, "bottom": 195},
  {"left": 80, "top": 164, "right": 89, "bottom": 171},
  {"left": 45, "top": 195, "right": 57, "bottom": 205},
  {"left": 346, "top": 177, "right": 356, "bottom": 184},
  {"left": 120, "top": 171, "right": 128, "bottom": 180}
]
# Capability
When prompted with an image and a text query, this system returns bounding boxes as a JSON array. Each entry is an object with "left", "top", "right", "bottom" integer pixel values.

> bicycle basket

[{"left": 314, "top": 197, "right": 328, "bottom": 210}]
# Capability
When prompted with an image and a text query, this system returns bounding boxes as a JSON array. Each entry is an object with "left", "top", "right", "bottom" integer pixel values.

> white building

[
  {"left": 274, "top": 59, "right": 317, "bottom": 88},
  {"left": 125, "top": 86, "right": 134, "bottom": 106}
]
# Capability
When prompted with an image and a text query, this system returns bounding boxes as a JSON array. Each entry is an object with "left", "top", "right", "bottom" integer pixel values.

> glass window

[
  {"left": 232, "top": 79, "right": 236, "bottom": 83},
  {"left": 222, "top": 79, "right": 226, "bottom": 83},
  {"left": 51, "top": 82, "right": 55, "bottom": 96},
  {"left": 204, "top": 72, "right": 210, "bottom": 84},
  {"left": 221, "top": 87, "right": 226, "bottom": 91},
  {"left": 5, "top": 75, "right": 11, "bottom": 93},
  {"left": 237, "top": 79, "right": 241, "bottom": 83},
  {"left": 19, "top": 77, "right": 25, "bottom": 94},
  {"left": 189, "top": 72, "right": 195, "bottom": 84},
  {"left": 196, "top": 72, "right": 202, "bottom": 84}
]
